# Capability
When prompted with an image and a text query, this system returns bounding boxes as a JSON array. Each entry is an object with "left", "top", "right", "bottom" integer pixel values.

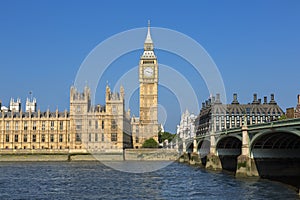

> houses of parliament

[{"left": 0, "top": 24, "right": 159, "bottom": 151}]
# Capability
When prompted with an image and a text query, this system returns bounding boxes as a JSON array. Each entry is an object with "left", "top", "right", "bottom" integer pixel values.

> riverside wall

[
  {"left": 124, "top": 149, "right": 179, "bottom": 161},
  {"left": 0, "top": 149, "right": 179, "bottom": 162}
]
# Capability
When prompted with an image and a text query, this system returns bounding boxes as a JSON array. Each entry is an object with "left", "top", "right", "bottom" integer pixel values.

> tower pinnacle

[{"left": 145, "top": 20, "right": 153, "bottom": 44}]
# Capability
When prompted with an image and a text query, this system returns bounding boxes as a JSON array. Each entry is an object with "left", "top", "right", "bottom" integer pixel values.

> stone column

[{"left": 236, "top": 124, "right": 259, "bottom": 177}]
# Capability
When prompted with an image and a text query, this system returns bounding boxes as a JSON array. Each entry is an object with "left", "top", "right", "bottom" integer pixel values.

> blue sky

[{"left": 0, "top": 1, "right": 300, "bottom": 133}]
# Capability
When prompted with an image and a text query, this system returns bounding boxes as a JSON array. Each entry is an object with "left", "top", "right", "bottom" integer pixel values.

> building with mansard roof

[{"left": 195, "top": 93, "right": 284, "bottom": 136}]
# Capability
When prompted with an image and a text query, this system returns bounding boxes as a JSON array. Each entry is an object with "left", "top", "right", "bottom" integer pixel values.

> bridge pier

[
  {"left": 187, "top": 138, "right": 200, "bottom": 165},
  {"left": 236, "top": 124, "right": 259, "bottom": 177},
  {"left": 193, "top": 138, "right": 197, "bottom": 153},
  {"left": 206, "top": 135, "right": 222, "bottom": 170}
]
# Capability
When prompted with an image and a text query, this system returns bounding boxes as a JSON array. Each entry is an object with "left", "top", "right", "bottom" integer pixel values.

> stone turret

[
  {"left": 105, "top": 85, "right": 111, "bottom": 102},
  {"left": 10, "top": 98, "right": 21, "bottom": 112},
  {"left": 70, "top": 85, "right": 91, "bottom": 115},
  {"left": 120, "top": 85, "right": 125, "bottom": 100},
  {"left": 294, "top": 94, "right": 300, "bottom": 118},
  {"left": 26, "top": 97, "right": 37, "bottom": 112}
]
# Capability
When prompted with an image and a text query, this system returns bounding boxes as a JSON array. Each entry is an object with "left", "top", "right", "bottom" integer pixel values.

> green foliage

[
  {"left": 278, "top": 114, "right": 287, "bottom": 121},
  {"left": 142, "top": 138, "right": 158, "bottom": 148},
  {"left": 158, "top": 131, "right": 175, "bottom": 143}
]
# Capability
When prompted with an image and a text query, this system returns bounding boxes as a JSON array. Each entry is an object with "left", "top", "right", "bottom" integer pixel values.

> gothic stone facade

[
  {"left": 294, "top": 95, "right": 300, "bottom": 118},
  {"left": 132, "top": 23, "right": 159, "bottom": 148},
  {"left": 176, "top": 110, "right": 196, "bottom": 140},
  {"left": 0, "top": 23, "right": 160, "bottom": 151},
  {"left": 0, "top": 85, "right": 132, "bottom": 151}
]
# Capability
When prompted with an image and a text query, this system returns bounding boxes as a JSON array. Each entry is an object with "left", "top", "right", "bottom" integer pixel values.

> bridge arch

[
  {"left": 251, "top": 130, "right": 300, "bottom": 151},
  {"left": 215, "top": 135, "right": 242, "bottom": 172},
  {"left": 197, "top": 139, "right": 210, "bottom": 158},
  {"left": 250, "top": 130, "right": 300, "bottom": 181},
  {"left": 216, "top": 135, "right": 242, "bottom": 150},
  {"left": 198, "top": 139, "right": 210, "bottom": 147},
  {"left": 186, "top": 139, "right": 194, "bottom": 153},
  {"left": 250, "top": 130, "right": 300, "bottom": 158}
]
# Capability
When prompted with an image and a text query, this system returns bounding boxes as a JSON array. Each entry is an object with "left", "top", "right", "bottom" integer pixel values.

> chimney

[
  {"left": 264, "top": 96, "right": 267, "bottom": 104},
  {"left": 208, "top": 98, "right": 211, "bottom": 105},
  {"left": 212, "top": 96, "right": 215, "bottom": 103},
  {"left": 202, "top": 102, "right": 205, "bottom": 108},
  {"left": 205, "top": 100, "right": 209, "bottom": 107},
  {"left": 269, "top": 93, "right": 277, "bottom": 105},
  {"left": 258, "top": 99, "right": 261, "bottom": 104},
  {"left": 215, "top": 93, "right": 221, "bottom": 104},
  {"left": 252, "top": 93, "right": 259, "bottom": 104},
  {"left": 232, "top": 93, "right": 239, "bottom": 104},
  {"left": 298, "top": 94, "right": 300, "bottom": 105}
]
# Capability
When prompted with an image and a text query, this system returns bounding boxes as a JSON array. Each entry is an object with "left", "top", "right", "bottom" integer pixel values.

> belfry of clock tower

[{"left": 137, "top": 21, "right": 159, "bottom": 144}]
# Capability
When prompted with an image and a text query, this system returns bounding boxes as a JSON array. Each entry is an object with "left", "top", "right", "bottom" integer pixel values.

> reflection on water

[
  {"left": 0, "top": 161, "right": 298, "bottom": 199},
  {"left": 102, "top": 161, "right": 173, "bottom": 173}
]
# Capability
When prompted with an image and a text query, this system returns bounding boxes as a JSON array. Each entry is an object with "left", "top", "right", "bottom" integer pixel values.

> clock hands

[{"left": 144, "top": 67, "right": 153, "bottom": 77}]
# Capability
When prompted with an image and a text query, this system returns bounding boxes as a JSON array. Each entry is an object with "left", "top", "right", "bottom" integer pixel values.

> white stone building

[{"left": 176, "top": 110, "right": 196, "bottom": 140}]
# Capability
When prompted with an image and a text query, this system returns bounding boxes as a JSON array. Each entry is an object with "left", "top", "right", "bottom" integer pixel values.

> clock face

[{"left": 144, "top": 67, "right": 153, "bottom": 77}]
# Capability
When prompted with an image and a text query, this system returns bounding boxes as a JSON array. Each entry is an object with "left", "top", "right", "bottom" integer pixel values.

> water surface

[{"left": 0, "top": 161, "right": 298, "bottom": 199}]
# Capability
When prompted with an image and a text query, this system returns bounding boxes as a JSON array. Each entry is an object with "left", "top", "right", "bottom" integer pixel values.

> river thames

[{"left": 0, "top": 161, "right": 298, "bottom": 199}]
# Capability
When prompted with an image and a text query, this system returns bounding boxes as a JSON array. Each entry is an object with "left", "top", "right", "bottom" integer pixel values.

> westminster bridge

[{"left": 180, "top": 118, "right": 300, "bottom": 186}]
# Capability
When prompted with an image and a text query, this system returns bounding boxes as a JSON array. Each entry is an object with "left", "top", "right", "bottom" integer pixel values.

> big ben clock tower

[{"left": 138, "top": 21, "right": 159, "bottom": 143}]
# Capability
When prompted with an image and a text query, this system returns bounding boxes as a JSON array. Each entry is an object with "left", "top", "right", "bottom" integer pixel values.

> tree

[
  {"left": 278, "top": 114, "right": 287, "bottom": 121},
  {"left": 158, "top": 131, "right": 175, "bottom": 143},
  {"left": 142, "top": 138, "right": 158, "bottom": 148}
]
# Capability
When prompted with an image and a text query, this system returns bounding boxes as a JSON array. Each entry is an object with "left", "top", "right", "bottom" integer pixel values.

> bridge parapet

[
  {"left": 214, "top": 118, "right": 300, "bottom": 134},
  {"left": 248, "top": 118, "right": 300, "bottom": 130}
]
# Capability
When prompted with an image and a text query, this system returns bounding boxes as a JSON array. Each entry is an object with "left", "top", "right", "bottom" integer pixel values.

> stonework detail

[
  {"left": 0, "top": 85, "right": 132, "bottom": 151},
  {"left": 0, "top": 22, "right": 161, "bottom": 151},
  {"left": 176, "top": 110, "right": 196, "bottom": 140},
  {"left": 294, "top": 94, "right": 300, "bottom": 118},
  {"left": 132, "top": 22, "right": 159, "bottom": 148}
]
